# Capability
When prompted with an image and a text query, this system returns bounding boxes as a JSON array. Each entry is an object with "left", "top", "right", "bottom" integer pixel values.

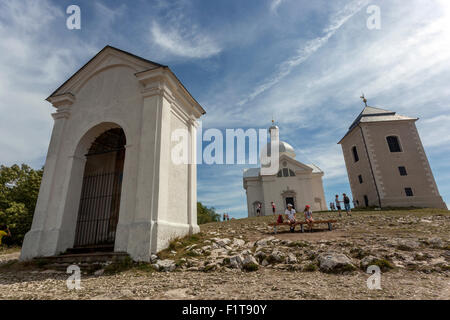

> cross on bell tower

[{"left": 360, "top": 93, "right": 368, "bottom": 107}]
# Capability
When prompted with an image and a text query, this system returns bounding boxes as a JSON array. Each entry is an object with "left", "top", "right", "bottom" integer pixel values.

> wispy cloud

[
  {"left": 270, "top": 0, "right": 284, "bottom": 14},
  {"left": 238, "top": 0, "right": 370, "bottom": 106},
  {"left": 150, "top": 21, "right": 221, "bottom": 59}
]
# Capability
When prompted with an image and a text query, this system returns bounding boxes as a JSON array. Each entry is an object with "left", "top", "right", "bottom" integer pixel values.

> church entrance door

[{"left": 285, "top": 197, "right": 295, "bottom": 209}]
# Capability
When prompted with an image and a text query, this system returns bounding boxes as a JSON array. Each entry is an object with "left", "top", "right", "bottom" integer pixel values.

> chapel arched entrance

[{"left": 73, "top": 128, "right": 126, "bottom": 250}]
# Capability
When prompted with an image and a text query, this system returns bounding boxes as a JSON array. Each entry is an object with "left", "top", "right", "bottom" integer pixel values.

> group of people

[
  {"left": 222, "top": 213, "right": 230, "bottom": 221},
  {"left": 330, "top": 193, "right": 352, "bottom": 217}
]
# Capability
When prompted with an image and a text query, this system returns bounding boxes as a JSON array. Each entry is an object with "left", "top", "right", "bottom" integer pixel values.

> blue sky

[{"left": 1, "top": 0, "right": 449, "bottom": 218}]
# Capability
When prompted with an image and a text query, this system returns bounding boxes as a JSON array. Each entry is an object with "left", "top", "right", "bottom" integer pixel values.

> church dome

[{"left": 261, "top": 141, "right": 296, "bottom": 160}]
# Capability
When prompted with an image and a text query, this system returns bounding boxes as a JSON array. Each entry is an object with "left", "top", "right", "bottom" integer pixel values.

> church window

[
  {"left": 277, "top": 168, "right": 296, "bottom": 177},
  {"left": 352, "top": 146, "right": 359, "bottom": 162},
  {"left": 358, "top": 174, "right": 363, "bottom": 184},
  {"left": 405, "top": 187, "right": 414, "bottom": 197},
  {"left": 386, "top": 136, "right": 402, "bottom": 152},
  {"left": 398, "top": 166, "right": 407, "bottom": 176}
]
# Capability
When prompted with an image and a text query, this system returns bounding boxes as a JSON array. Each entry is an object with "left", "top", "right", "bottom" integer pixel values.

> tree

[
  {"left": 0, "top": 164, "right": 43, "bottom": 245},
  {"left": 197, "top": 202, "right": 220, "bottom": 225}
]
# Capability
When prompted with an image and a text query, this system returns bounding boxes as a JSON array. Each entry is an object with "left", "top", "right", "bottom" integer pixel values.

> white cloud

[{"left": 150, "top": 21, "right": 221, "bottom": 59}]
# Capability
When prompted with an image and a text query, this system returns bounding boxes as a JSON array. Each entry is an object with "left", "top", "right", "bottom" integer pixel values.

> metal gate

[{"left": 73, "top": 170, "right": 123, "bottom": 248}]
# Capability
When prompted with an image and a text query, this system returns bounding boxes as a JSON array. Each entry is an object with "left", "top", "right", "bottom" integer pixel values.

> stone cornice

[
  {"left": 136, "top": 67, "right": 205, "bottom": 118},
  {"left": 46, "top": 93, "right": 75, "bottom": 108},
  {"left": 51, "top": 106, "right": 71, "bottom": 120}
]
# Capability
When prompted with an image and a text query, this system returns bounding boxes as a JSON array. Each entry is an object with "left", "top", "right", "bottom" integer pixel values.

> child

[
  {"left": 0, "top": 225, "right": 11, "bottom": 246},
  {"left": 271, "top": 201, "right": 276, "bottom": 215},
  {"left": 304, "top": 205, "right": 314, "bottom": 231},
  {"left": 285, "top": 203, "right": 296, "bottom": 233}
]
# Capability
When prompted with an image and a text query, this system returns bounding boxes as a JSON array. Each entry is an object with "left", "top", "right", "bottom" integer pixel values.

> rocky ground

[{"left": 1, "top": 209, "right": 449, "bottom": 300}]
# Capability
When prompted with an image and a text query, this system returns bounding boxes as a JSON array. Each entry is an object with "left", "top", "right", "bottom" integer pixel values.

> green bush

[
  {"left": 197, "top": 202, "right": 221, "bottom": 225},
  {"left": 0, "top": 164, "right": 43, "bottom": 246}
]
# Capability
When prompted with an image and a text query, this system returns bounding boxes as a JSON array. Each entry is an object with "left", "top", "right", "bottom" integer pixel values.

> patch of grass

[
  {"left": 104, "top": 256, "right": 134, "bottom": 274},
  {"left": 185, "top": 250, "right": 200, "bottom": 257},
  {"left": 203, "top": 264, "right": 216, "bottom": 272},
  {"left": 159, "top": 233, "right": 206, "bottom": 260},
  {"left": 364, "top": 258, "right": 394, "bottom": 272},
  {"left": 338, "top": 264, "right": 357, "bottom": 273},
  {"left": 350, "top": 248, "right": 370, "bottom": 259},
  {"left": 243, "top": 263, "right": 259, "bottom": 272},
  {"left": 133, "top": 262, "right": 157, "bottom": 273},
  {"left": 397, "top": 245, "right": 414, "bottom": 251},
  {"left": 288, "top": 241, "right": 309, "bottom": 248},
  {"left": 303, "top": 263, "right": 318, "bottom": 272}
]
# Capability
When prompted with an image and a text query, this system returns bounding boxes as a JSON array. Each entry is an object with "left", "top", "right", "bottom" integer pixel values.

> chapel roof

[{"left": 46, "top": 45, "right": 206, "bottom": 114}]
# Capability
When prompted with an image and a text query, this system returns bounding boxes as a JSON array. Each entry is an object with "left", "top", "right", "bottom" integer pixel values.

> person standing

[
  {"left": 223, "top": 213, "right": 227, "bottom": 222},
  {"left": 285, "top": 203, "right": 296, "bottom": 233},
  {"left": 256, "top": 203, "right": 261, "bottom": 217},
  {"left": 335, "top": 195, "right": 342, "bottom": 217},
  {"left": 343, "top": 193, "right": 352, "bottom": 216},
  {"left": 271, "top": 201, "right": 276, "bottom": 215}
]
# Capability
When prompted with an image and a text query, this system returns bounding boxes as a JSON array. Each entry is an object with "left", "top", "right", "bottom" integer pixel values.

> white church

[{"left": 243, "top": 123, "right": 327, "bottom": 216}]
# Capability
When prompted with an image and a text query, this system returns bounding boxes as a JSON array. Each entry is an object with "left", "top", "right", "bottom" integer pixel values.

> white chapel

[{"left": 243, "top": 124, "right": 327, "bottom": 216}]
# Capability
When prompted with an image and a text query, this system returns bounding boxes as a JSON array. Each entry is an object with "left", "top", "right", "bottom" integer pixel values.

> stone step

[{"left": 35, "top": 251, "right": 130, "bottom": 265}]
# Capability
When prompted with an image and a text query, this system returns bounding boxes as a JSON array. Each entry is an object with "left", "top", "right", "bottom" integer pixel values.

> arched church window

[
  {"left": 386, "top": 136, "right": 402, "bottom": 152},
  {"left": 289, "top": 169, "right": 295, "bottom": 176},
  {"left": 352, "top": 146, "right": 359, "bottom": 162}
]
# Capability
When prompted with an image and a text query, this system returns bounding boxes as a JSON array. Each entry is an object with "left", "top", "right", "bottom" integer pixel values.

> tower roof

[{"left": 338, "top": 106, "right": 417, "bottom": 144}]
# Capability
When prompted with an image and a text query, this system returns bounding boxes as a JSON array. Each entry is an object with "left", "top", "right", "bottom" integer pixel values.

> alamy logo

[
  {"left": 171, "top": 123, "right": 280, "bottom": 175},
  {"left": 66, "top": 5, "right": 81, "bottom": 30},
  {"left": 66, "top": 265, "right": 81, "bottom": 290},
  {"left": 366, "top": 5, "right": 381, "bottom": 30},
  {"left": 366, "top": 265, "right": 381, "bottom": 290}
]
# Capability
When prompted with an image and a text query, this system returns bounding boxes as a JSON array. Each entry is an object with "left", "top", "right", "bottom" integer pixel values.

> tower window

[
  {"left": 352, "top": 146, "right": 359, "bottom": 162},
  {"left": 405, "top": 187, "right": 414, "bottom": 197},
  {"left": 398, "top": 166, "right": 407, "bottom": 176},
  {"left": 386, "top": 136, "right": 402, "bottom": 152},
  {"left": 358, "top": 175, "right": 363, "bottom": 184}
]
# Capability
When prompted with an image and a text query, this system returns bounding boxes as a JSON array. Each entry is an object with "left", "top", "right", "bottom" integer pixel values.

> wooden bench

[{"left": 268, "top": 220, "right": 337, "bottom": 234}]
